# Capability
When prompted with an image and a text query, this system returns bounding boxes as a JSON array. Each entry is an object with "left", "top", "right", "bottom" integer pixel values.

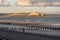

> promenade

[{"left": 0, "top": 29, "right": 60, "bottom": 40}]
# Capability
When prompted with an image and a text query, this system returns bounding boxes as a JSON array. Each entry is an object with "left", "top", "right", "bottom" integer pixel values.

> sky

[
  {"left": 6, "top": 0, "right": 60, "bottom": 6},
  {"left": 0, "top": 0, "right": 60, "bottom": 14}
]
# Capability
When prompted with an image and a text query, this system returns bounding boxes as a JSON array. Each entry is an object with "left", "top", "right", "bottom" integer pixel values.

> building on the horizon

[
  {"left": 8, "top": 12, "right": 45, "bottom": 17},
  {"left": 28, "top": 12, "right": 44, "bottom": 16}
]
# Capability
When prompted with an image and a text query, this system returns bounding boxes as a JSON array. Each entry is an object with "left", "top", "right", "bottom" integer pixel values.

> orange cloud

[
  {"left": 3, "top": 2, "right": 8, "bottom": 5},
  {"left": 34, "top": 2, "right": 46, "bottom": 6},
  {"left": 0, "top": 0, "right": 2, "bottom": 3},
  {"left": 0, "top": 0, "right": 3, "bottom": 5},
  {"left": 0, "top": 0, "right": 10, "bottom": 6},
  {"left": 16, "top": 0, "right": 31, "bottom": 6},
  {"left": 53, "top": 2, "right": 60, "bottom": 5}
]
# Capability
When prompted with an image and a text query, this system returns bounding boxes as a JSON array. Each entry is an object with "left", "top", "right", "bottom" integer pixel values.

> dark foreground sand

[{"left": 0, "top": 29, "right": 60, "bottom": 40}]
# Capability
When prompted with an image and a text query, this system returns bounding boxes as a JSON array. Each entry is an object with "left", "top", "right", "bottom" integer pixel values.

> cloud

[
  {"left": 16, "top": 0, "right": 46, "bottom": 6},
  {"left": 16, "top": 0, "right": 31, "bottom": 6},
  {"left": 52, "top": 2, "right": 60, "bottom": 6},
  {"left": 0, "top": 0, "right": 60, "bottom": 6},
  {"left": 0, "top": 0, "right": 10, "bottom": 6},
  {"left": 34, "top": 2, "right": 46, "bottom": 6},
  {"left": 16, "top": 0, "right": 60, "bottom": 6}
]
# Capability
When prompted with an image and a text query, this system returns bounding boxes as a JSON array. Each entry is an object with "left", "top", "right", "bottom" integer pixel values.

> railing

[
  {"left": 0, "top": 24, "right": 60, "bottom": 32},
  {"left": 0, "top": 21, "right": 60, "bottom": 32}
]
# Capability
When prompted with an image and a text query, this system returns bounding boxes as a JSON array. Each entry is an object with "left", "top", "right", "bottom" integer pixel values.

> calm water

[{"left": 0, "top": 17, "right": 60, "bottom": 22}]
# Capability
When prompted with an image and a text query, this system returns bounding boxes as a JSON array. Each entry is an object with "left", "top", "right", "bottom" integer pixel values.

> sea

[{"left": 0, "top": 17, "right": 60, "bottom": 22}]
